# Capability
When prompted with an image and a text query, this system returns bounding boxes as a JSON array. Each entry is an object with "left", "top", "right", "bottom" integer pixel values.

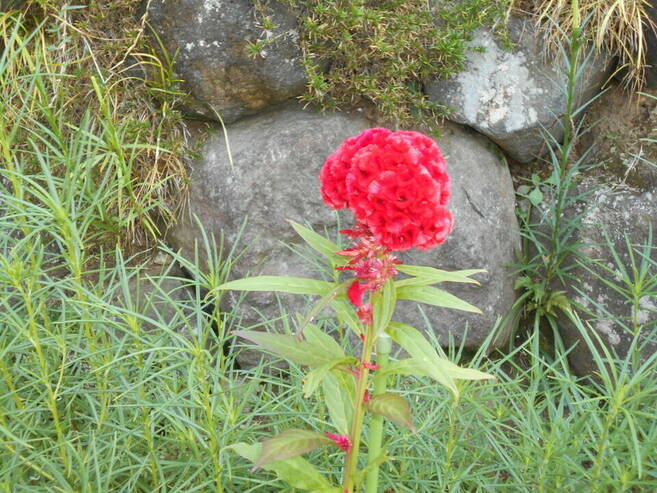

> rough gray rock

[
  {"left": 168, "top": 104, "right": 519, "bottom": 360},
  {"left": 146, "top": 0, "right": 307, "bottom": 123},
  {"left": 167, "top": 103, "right": 371, "bottom": 349},
  {"left": 426, "top": 17, "right": 611, "bottom": 163},
  {"left": 558, "top": 176, "right": 657, "bottom": 376}
]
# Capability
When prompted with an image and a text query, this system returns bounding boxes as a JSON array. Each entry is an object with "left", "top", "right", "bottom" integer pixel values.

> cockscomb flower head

[{"left": 320, "top": 128, "right": 453, "bottom": 252}]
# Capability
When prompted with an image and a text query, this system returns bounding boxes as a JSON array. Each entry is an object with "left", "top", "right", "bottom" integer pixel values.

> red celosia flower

[
  {"left": 325, "top": 432, "right": 352, "bottom": 453},
  {"left": 347, "top": 281, "right": 366, "bottom": 307},
  {"left": 320, "top": 128, "right": 453, "bottom": 251}
]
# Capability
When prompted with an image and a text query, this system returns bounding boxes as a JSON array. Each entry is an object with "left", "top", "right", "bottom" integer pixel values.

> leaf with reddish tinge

[
  {"left": 367, "top": 393, "right": 416, "bottom": 433},
  {"left": 254, "top": 429, "right": 332, "bottom": 469}
]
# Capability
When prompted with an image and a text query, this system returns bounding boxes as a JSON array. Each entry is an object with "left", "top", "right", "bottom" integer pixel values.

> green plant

[
  {"left": 0, "top": 3, "right": 189, "bottom": 251},
  {"left": 216, "top": 126, "right": 496, "bottom": 492},
  {"left": 512, "top": 6, "right": 604, "bottom": 351},
  {"left": 253, "top": 0, "right": 510, "bottom": 129}
]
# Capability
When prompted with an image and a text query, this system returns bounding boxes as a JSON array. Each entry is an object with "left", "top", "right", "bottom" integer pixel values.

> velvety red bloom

[
  {"left": 325, "top": 432, "right": 352, "bottom": 453},
  {"left": 348, "top": 281, "right": 366, "bottom": 307},
  {"left": 320, "top": 128, "right": 453, "bottom": 251}
]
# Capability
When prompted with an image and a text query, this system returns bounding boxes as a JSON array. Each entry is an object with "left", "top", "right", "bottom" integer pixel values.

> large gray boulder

[
  {"left": 426, "top": 17, "right": 611, "bottom": 163},
  {"left": 167, "top": 103, "right": 371, "bottom": 340},
  {"left": 559, "top": 175, "right": 657, "bottom": 377},
  {"left": 401, "top": 123, "right": 520, "bottom": 348},
  {"left": 146, "top": 0, "right": 306, "bottom": 123},
  {"left": 168, "top": 104, "right": 519, "bottom": 357}
]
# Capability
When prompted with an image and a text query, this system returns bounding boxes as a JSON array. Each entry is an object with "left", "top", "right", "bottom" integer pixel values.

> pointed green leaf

[
  {"left": 233, "top": 331, "right": 334, "bottom": 367},
  {"left": 216, "top": 276, "right": 335, "bottom": 295},
  {"left": 303, "top": 356, "right": 356, "bottom": 398},
  {"left": 386, "top": 322, "right": 457, "bottom": 396},
  {"left": 367, "top": 393, "right": 416, "bottom": 432},
  {"left": 322, "top": 371, "right": 353, "bottom": 435},
  {"left": 303, "top": 323, "right": 345, "bottom": 361},
  {"left": 395, "top": 265, "right": 485, "bottom": 288},
  {"left": 230, "top": 442, "right": 333, "bottom": 490},
  {"left": 386, "top": 323, "right": 494, "bottom": 396},
  {"left": 296, "top": 282, "right": 349, "bottom": 335},
  {"left": 372, "top": 278, "right": 396, "bottom": 336},
  {"left": 379, "top": 357, "right": 493, "bottom": 382},
  {"left": 254, "top": 429, "right": 331, "bottom": 469},
  {"left": 377, "top": 358, "right": 432, "bottom": 379},
  {"left": 396, "top": 285, "right": 481, "bottom": 313},
  {"left": 434, "top": 358, "right": 495, "bottom": 381},
  {"left": 288, "top": 220, "right": 345, "bottom": 264},
  {"left": 331, "top": 297, "right": 362, "bottom": 335}
]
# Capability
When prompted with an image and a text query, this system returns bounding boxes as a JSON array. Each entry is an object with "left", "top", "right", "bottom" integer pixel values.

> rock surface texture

[
  {"left": 168, "top": 104, "right": 519, "bottom": 357},
  {"left": 559, "top": 174, "right": 657, "bottom": 376},
  {"left": 146, "top": 0, "right": 306, "bottom": 123},
  {"left": 400, "top": 123, "right": 520, "bottom": 348},
  {"left": 426, "top": 17, "right": 611, "bottom": 163}
]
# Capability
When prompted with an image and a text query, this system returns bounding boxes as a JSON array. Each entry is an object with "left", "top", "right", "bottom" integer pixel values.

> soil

[{"left": 580, "top": 84, "right": 657, "bottom": 189}]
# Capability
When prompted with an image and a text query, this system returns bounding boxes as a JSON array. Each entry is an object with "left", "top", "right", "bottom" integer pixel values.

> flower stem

[
  {"left": 365, "top": 333, "right": 391, "bottom": 493},
  {"left": 343, "top": 329, "right": 375, "bottom": 492}
]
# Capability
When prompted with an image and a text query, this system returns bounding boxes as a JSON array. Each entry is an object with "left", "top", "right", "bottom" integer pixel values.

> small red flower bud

[
  {"left": 325, "top": 432, "right": 352, "bottom": 453},
  {"left": 361, "top": 361, "right": 380, "bottom": 371},
  {"left": 364, "top": 389, "right": 371, "bottom": 403}
]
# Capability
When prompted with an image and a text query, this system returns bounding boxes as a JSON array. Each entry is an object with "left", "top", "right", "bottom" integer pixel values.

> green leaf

[
  {"left": 367, "top": 393, "right": 416, "bottom": 432},
  {"left": 527, "top": 187, "right": 544, "bottom": 206},
  {"left": 254, "top": 429, "right": 331, "bottom": 469},
  {"left": 303, "top": 356, "right": 356, "bottom": 398},
  {"left": 331, "top": 297, "right": 362, "bottom": 335},
  {"left": 233, "top": 331, "right": 334, "bottom": 367},
  {"left": 303, "top": 323, "right": 345, "bottom": 361},
  {"left": 396, "top": 285, "right": 481, "bottom": 313},
  {"left": 372, "top": 278, "right": 396, "bottom": 336},
  {"left": 322, "top": 371, "right": 353, "bottom": 435},
  {"left": 230, "top": 442, "right": 333, "bottom": 490},
  {"left": 288, "top": 220, "right": 345, "bottom": 265},
  {"left": 296, "top": 282, "right": 349, "bottom": 335},
  {"left": 386, "top": 322, "right": 457, "bottom": 396},
  {"left": 386, "top": 323, "right": 494, "bottom": 397},
  {"left": 379, "top": 357, "right": 493, "bottom": 382},
  {"left": 216, "top": 276, "right": 335, "bottom": 296},
  {"left": 377, "top": 358, "right": 431, "bottom": 379},
  {"left": 395, "top": 265, "right": 485, "bottom": 288}
]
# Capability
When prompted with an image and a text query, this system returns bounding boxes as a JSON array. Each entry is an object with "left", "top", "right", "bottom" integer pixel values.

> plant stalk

[
  {"left": 364, "top": 333, "right": 391, "bottom": 493},
  {"left": 343, "top": 326, "right": 375, "bottom": 492}
]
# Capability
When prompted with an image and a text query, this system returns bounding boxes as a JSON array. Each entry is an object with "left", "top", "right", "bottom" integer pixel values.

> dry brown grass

[
  {"left": 3, "top": 0, "right": 190, "bottom": 249},
  {"left": 511, "top": 0, "right": 656, "bottom": 91}
]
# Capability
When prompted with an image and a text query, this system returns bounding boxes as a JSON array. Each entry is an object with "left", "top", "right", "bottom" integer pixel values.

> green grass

[{"left": 1, "top": 2, "right": 657, "bottom": 492}]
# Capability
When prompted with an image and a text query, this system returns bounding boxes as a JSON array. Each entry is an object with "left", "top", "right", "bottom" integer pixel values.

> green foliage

[
  {"left": 253, "top": 0, "right": 510, "bottom": 128},
  {"left": 219, "top": 220, "right": 492, "bottom": 491},
  {"left": 0, "top": 3, "right": 189, "bottom": 251}
]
